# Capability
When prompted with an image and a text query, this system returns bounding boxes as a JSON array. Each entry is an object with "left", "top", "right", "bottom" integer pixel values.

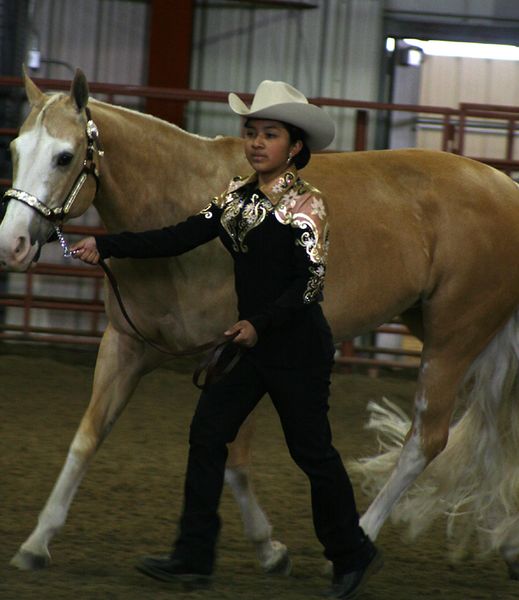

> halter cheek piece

[
  {"left": 1, "top": 106, "right": 104, "bottom": 255},
  {"left": 1, "top": 107, "right": 241, "bottom": 386}
]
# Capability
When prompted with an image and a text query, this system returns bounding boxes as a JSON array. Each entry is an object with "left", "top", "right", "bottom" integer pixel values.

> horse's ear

[
  {"left": 23, "top": 64, "right": 45, "bottom": 107},
  {"left": 70, "top": 68, "right": 89, "bottom": 112}
]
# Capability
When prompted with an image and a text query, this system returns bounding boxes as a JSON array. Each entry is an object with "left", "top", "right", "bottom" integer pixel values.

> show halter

[
  {"left": 2, "top": 107, "right": 103, "bottom": 250},
  {"left": 1, "top": 107, "right": 241, "bottom": 388}
]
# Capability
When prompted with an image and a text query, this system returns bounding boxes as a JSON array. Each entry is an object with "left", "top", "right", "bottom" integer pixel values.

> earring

[{"left": 287, "top": 153, "right": 292, "bottom": 165}]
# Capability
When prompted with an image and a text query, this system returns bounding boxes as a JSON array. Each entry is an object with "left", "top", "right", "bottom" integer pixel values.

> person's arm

[
  {"left": 247, "top": 192, "right": 329, "bottom": 336},
  {"left": 71, "top": 200, "right": 223, "bottom": 264},
  {"left": 97, "top": 202, "right": 223, "bottom": 259}
]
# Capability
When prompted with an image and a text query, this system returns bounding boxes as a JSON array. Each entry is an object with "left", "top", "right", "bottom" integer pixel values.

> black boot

[
  {"left": 329, "top": 544, "right": 383, "bottom": 599},
  {"left": 136, "top": 554, "right": 212, "bottom": 585}
]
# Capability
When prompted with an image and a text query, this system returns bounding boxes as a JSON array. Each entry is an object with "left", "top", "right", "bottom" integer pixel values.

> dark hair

[
  {"left": 282, "top": 121, "right": 311, "bottom": 169},
  {"left": 243, "top": 118, "right": 311, "bottom": 170}
]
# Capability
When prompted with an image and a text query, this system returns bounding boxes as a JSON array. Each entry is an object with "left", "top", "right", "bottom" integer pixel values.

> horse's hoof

[
  {"left": 262, "top": 541, "right": 292, "bottom": 576},
  {"left": 10, "top": 549, "right": 50, "bottom": 571}
]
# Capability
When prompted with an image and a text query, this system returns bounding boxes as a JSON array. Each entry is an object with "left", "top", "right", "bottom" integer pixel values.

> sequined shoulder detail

[
  {"left": 213, "top": 176, "right": 247, "bottom": 209},
  {"left": 198, "top": 175, "right": 250, "bottom": 219},
  {"left": 275, "top": 185, "right": 329, "bottom": 264},
  {"left": 274, "top": 182, "right": 329, "bottom": 303}
]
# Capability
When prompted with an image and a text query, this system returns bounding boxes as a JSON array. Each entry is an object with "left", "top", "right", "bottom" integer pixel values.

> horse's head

[{"left": 0, "top": 68, "right": 102, "bottom": 271}]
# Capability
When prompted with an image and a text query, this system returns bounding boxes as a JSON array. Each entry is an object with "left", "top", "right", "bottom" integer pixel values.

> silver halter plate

[{"left": 1, "top": 108, "right": 103, "bottom": 256}]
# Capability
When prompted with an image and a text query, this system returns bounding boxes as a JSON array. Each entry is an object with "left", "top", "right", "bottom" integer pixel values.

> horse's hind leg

[
  {"left": 360, "top": 342, "right": 481, "bottom": 540},
  {"left": 11, "top": 325, "right": 155, "bottom": 570},
  {"left": 225, "top": 412, "right": 291, "bottom": 575},
  {"left": 359, "top": 293, "right": 514, "bottom": 543}
]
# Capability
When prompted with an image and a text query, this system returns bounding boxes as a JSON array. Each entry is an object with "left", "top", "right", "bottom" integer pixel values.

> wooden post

[
  {"left": 146, "top": 0, "right": 194, "bottom": 126},
  {"left": 354, "top": 109, "right": 369, "bottom": 151}
]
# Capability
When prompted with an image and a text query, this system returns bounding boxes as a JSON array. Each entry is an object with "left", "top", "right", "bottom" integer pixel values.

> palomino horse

[{"left": 3, "top": 70, "right": 519, "bottom": 578}]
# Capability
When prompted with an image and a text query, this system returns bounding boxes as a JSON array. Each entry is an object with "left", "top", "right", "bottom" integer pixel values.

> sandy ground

[{"left": 1, "top": 344, "right": 518, "bottom": 599}]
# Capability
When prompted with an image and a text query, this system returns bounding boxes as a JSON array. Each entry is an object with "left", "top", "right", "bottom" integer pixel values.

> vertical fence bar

[
  {"left": 456, "top": 110, "right": 465, "bottom": 155},
  {"left": 354, "top": 109, "right": 369, "bottom": 151},
  {"left": 441, "top": 114, "right": 453, "bottom": 151},
  {"left": 91, "top": 270, "right": 103, "bottom": 336},
  {"left": 23, "top": 271, "right": 33, "bottom": 337},
  {"left": 507, "top": 119, "right": 516, "bottom": 159}
]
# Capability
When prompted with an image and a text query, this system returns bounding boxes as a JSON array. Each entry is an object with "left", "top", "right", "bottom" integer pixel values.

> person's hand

[
  {"left": 70, "top": 236, "right": 100, "bottom": 265},
  {"left": 224, "top": 320, "right": 258, "bottom": 348}
]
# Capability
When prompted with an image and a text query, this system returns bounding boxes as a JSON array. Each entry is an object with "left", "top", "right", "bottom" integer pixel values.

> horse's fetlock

[
  {"left": 224, "top": 465, "right": 250, "bottom": 490},
  {"left": 246, "top": 522, "right": 272, "bottom": 543},
  {"left": 70, "top": 435, "right": 97, "bottom": 459}
]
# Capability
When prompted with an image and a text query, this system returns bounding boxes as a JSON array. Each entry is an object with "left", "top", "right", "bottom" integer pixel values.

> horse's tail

[{"left": 349, "top": 309, "right": 519, "bottom": 561}]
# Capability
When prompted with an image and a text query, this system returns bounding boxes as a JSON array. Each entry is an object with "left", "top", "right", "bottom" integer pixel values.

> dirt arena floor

[{"left": 2, "top": 343, "right": 519, "bottom": 600}]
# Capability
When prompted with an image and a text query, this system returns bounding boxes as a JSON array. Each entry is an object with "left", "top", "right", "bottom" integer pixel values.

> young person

[{"left": 71, "top": 80, "right": 382, "bottom": 599}]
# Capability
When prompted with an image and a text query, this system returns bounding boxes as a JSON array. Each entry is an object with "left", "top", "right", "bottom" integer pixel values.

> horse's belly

[
  {"left": 323, "top": 269, "right": 422, "bottom": 341},
  {"left": 323, "top": 226, "right": 429, "bottom": 340}
]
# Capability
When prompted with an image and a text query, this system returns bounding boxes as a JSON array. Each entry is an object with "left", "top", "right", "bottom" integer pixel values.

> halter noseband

[
  {"left": 1, "top": 106, "right": 243, "bottom": 384},
  {"left": 2, "top": 106, "right": 103, "bottom": 225}
]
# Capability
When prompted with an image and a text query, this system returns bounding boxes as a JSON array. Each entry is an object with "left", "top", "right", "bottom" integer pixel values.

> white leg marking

[
  {"left": 224, "top": 465, "right": 290, "bottom": 573},
  {"left": 12, "top": 449, "right": 88, "bottom": 568},
  {"left": 360, "top": 392, "right": 428, "bottom": 540},
  {"left": 11, "top": 327, "right": 149, "bottom": 570},
  {"left": 224, "top": 465, "right": 272, "bottom": 542}
]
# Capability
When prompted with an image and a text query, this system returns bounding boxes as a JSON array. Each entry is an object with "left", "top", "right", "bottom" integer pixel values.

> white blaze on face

[{"left": 0, "top": 109, "right": 74, "bottom": 270}]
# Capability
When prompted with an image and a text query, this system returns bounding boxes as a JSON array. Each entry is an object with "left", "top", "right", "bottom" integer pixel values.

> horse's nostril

[{"left": 13, "top": 236, "right": 28, "bottom": 257}]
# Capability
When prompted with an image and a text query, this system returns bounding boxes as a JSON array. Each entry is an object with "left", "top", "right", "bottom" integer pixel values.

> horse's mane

[{"left": 88, "top": 97, "right": 217, "bottom": 144}]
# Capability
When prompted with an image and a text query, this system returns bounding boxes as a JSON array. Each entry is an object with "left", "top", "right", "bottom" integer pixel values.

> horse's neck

[{"left": 90, "top": 101, "right": 246, "bottom": 231}]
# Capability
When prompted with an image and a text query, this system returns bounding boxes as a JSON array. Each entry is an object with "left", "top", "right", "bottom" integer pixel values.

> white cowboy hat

[{"left": 228, "top": 80, "right": 335, "bottom": 150}]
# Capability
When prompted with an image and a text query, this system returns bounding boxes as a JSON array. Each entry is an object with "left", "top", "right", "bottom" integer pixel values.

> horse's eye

[{"left": 56, "top": 152, "right": 74, "bottom": 167}]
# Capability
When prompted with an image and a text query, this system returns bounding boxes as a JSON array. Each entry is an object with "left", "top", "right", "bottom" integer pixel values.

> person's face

[{"left": 242, "top": 119, "right": 302, "bottom": 183}]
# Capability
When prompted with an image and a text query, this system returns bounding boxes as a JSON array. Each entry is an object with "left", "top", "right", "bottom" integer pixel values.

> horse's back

[{"left": 307, "top": 149, "right": 519, "bottom": 338}]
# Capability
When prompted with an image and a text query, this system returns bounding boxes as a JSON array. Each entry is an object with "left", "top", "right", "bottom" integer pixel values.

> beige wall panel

[
  {"left": 418, "top": 55, "right": 519, "bottom": 161},
  {"left": 420, "top": 56, "right": 459, "bottom": 107}
]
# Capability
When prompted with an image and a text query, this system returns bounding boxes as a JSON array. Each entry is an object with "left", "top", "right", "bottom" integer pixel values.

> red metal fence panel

[{"left": 2, "top": 76, "right": 519, "bottom": 367}]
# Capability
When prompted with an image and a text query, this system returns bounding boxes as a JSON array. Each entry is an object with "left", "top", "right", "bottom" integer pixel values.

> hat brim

[{"left": 228, "top": 93, "right": 335, "bottom": 151}]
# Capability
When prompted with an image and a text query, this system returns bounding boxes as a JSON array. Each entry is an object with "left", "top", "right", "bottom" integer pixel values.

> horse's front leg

[
  {"left": 11, "top": 324, "right": 157, "bottom": 570},
  {"left": 224, "top": 412, "right": 291, "bottom": 575}
]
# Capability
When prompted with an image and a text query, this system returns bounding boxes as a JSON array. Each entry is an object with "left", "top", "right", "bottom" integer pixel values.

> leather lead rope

[{"left": 99, "top": 258, "right": 243, "bottom": 389}]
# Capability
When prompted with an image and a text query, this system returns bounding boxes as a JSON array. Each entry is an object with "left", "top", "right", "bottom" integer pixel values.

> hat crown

[
  {"left": 250, "top": 80, "right": 309, "bottom": 111},
  {"left": 228, "top": 79, "right": 335, "bottom": 150}
]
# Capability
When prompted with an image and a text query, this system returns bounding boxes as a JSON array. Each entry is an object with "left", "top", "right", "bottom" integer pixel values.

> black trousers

[{"left": 173, "top": 353, "right": 369, "bottom": 573}]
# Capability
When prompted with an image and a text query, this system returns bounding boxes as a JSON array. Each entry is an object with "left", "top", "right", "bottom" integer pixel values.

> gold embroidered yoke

[
  {"left": 206, "top": 167, "right": 330, "bottom": 334},
  {"left": 95, "top": 167, "right": 330, "bottom": 338}
]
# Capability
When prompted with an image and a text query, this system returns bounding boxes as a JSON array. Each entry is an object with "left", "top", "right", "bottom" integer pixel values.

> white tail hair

[{"left": 350, "top": 310, "right": 519, "bottom": 561}]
